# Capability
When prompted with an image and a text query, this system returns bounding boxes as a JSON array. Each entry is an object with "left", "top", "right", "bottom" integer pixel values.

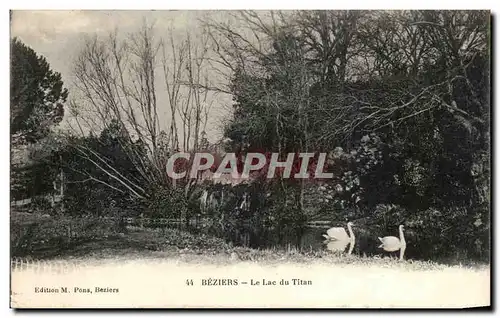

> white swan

[
  {"left": 323, "top": 221, "right": 355, "bottom": 255},
  {"left": 378, "top": 224, "right": 406, "bottom": 260}
]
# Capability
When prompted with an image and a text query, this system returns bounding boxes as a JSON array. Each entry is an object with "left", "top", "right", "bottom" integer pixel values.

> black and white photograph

[{"left": 8, "top": 8, "right": 491, "bottom": 308}]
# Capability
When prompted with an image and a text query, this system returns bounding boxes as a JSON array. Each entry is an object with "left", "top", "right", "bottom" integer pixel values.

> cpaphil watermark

[{"left": 166, "top": 152, "right": 333, "bottom": 180}]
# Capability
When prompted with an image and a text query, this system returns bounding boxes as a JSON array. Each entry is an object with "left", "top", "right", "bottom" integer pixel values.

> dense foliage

[
  {"left": 10, "top": 11, "right": 490, "bottom": 262},
  {"left": 217, "top": 10, "right": 490, "bottom": 260},
  {"left": 10, "top": 38, "right": 68, "bottom": 202},
  {"left": 10, "top": 38, "right": 68, "bottom": 144}
]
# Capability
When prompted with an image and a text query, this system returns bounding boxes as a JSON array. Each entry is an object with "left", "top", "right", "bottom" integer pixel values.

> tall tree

[
  {"left": 207, "top": 10, "right": 490, "bottom": 257},
  {"left": 10, "top": 37, "right": 68, "bottom": 145}
]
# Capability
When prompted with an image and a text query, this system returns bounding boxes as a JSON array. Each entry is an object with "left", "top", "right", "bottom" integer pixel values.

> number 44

[{"left": 186, "top": 279, "right": 194, "bottom": 286}]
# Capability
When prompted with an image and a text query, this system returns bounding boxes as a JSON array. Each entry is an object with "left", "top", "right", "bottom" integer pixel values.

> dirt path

[{"left": 11, "top": 258, "right": 490, "bottom": 308}]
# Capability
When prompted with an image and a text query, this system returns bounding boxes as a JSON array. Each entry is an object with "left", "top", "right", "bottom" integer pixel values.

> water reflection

[{"left": 326, "top": 240, "right": 350, "bottom": 252}]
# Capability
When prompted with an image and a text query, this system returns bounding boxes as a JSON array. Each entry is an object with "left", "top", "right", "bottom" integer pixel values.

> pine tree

[{"left": 11, "top": 37, "right": 68, "bottom": 145}]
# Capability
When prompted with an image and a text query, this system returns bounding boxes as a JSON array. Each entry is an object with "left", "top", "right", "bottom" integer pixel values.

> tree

[
  {"left": 205, "top": 10, "right": 490, "bottom": 258},
  {"left": 69, "top": 23, "right": 215, "bottom": 227},
  {"left": 10, "top": 37, "right": 68, "bottom": 145},
  {"left": 48, "top": 121, "right": 148, "bottom": 216}
]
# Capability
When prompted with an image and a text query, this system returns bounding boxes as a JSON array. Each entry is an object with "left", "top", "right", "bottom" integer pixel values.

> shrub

[
  {"left": 10, "top": 213, "right": 126, "bottom": 257},
  {"left": 147, "top": 186, "right": 187, "bottom": 219},
  {"left": 29, "top": 196, "right": 54, "bottom": 214},
  {"left": 405, "top": 206, "right": 489, "bottom": 261}
]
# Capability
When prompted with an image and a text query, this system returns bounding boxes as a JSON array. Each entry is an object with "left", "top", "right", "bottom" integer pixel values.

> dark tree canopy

[
  {"left": 11, "top": 37, "right": 68, "bottom": 144},
  {"left": 216, "top": 10, "right": 490, "bottom": 259}
]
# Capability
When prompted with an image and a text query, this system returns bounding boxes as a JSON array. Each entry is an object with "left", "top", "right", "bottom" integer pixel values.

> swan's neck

[
  {"left": 399, "top": 227, "right": 406, "bottom": 245},
  {"left": 347, "top": 224, "right": 354, "bottom": 239},
  {"left": 347, "top": 224, "right": 355, "bottom": 254}
]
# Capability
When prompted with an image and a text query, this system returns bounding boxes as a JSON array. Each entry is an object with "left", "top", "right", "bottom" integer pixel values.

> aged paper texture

[{"left": 10, "top": 10, "right": 491, "bottom": 308}]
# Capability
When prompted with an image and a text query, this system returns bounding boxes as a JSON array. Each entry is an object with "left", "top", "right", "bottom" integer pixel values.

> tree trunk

[{"left": 59, "top": 154, "right": 65, "bottom": 214}]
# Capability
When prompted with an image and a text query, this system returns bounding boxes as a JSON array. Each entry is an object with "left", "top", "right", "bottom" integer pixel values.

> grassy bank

[
  {"left": 10, "top": 212, "right": 488, "bottom": 271},
  {"left": 10, "top": 214, "right": 490, "bottom": 308}
]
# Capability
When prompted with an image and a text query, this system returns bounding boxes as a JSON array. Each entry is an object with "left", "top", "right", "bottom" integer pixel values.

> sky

[{"left": 10, "top": 10, "right": 234, "bottom": 144}]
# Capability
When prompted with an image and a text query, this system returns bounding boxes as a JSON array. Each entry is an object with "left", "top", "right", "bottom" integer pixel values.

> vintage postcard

[{"left": 9, "top": 9, "right": 491, "bottom": 308}]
